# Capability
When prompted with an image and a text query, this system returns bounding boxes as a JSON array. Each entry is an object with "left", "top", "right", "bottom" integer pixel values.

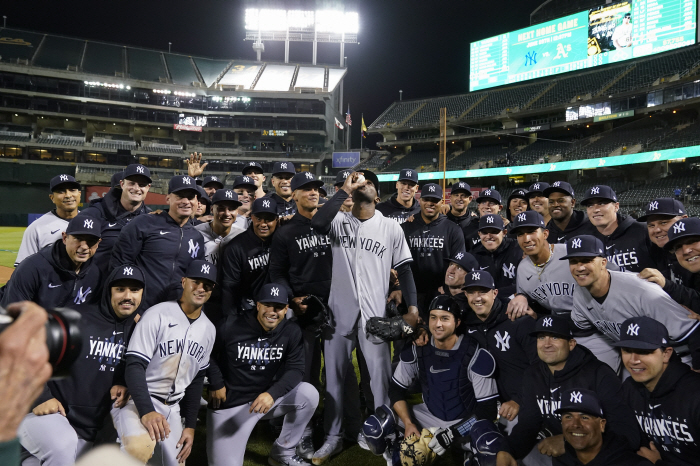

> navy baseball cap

[
  {"left": 479, "top": 214, "right": 505, "bottom": 231},
  {"left": 232, "top": 175, "right": 257, "bottom": 192},
  {"left": 211, "top": 189, "right": 242, "bottom": 207},
  {"left": 185, "top": 259, "right": 217, "bottom": 285},
  {"left": 462, "top": 270, "right": 496, "bottom": 290},
  {"left": 509, "top": 210, "right": 546, "bottom": 235},
  {"left": 123, "top": 164, "right": 152, "bottom": 183},
  {"left": 450, "top": 181, "right": 472, "bottom": 195},
  {"left": 111, "top": 171, "right": 124, "bottom": 190},
  {"left": 526, "top": 182, "right": 550, "bottom": 199},
  {"left": 612, "top": 316, "right": 671, "bottom": 350},
  {"left": 291, "top": 172, "right": 324, "bottom": 192},
  {"left": 357, "top": 169, "right": 381, "bottom": 196},
  {"left": 544, "top": 181, "right": 575, "bottom": 198},
  {"left": 429, "top": 294, "right": 461, "bottom": 320},
  {"left": 202, "top": 175, "right": 224, "bottom": 189},
  {"left": 271, "top": 161, "right": 295, "bottom": 176},
  {"left": 335, "top": 169, "right": 352, "bottom": 187},
  {"left": 665, "top": 217, "right": 700, "bottom": 251},
  {"left": 581, "top": 185, "right": 618, "bottom": 206},
  {"left": 197, "top": 186, "right": 211, "bottom": 206},
  {"left": 507, "top": 188, "right": 529, "bottom": 204},
  {"left": 637, "top": 198, "right": 687, "bottom": 222},
  {"left": 449, "top": 251, "right": 479, "bottom": 272},
  {"left": 420, "top": 183, "right": 442, "bottom": 200},
  {"left": 109, "top": 264, "right": 146, "bottom": 288},
  {"left": 242, "top": 161, "right": 263, "bottom": 175},
  {"left": 251, "top": 197, "right": 278, "bottom": 216},
  {"left": 560, "top": 235, "right": 606, "bottom": 260},
  {"left": 398, "top": 168, "right": 418, "bottom": 184},
  {"left": 476, "top": 189, "right": 502, "bottom": 204},
  {"left": 258, "top": 283, "right": 289, "bottom": 305},
  {"left": 319, "top": 184, "right": 328, "bottom": 197},
  {"left": 555, "top": 389, "right": 604, "bottom": 418},
  {"left": 66, "top": 214, "right": 102, "bottom": 239},
  {"left": 530, "top": 315, "right": 573, "bottom": 339},
  {"left": 168, "top": 175, "right": 198, "bottom": 194},
  {"left": 50, "top": 174, "right": 81, "bottom": 192}
]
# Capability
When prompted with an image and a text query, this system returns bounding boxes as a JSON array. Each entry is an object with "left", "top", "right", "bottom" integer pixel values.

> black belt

[{"left": 152, "top": 395, "right": 179, "bottom": 406}]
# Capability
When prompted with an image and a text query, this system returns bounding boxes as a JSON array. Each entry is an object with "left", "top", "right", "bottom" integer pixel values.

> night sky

[{"left": 2, "top": 0, "right": 545, "bottom": 148}]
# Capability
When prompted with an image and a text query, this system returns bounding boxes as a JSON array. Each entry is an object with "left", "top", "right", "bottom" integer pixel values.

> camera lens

[{"left": 46, "top": 308, "right": 82, "bottom": 378}]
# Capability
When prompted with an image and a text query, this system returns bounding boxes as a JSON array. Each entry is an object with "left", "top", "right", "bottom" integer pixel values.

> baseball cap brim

[
  {"left": 543, "top": 187, "right": 573, "bottom": 198},
  {"left": 528, "top": 329, "right": 572, "bottom": 339},
  {"left": 242, "top": 166, "right": 263, "bottom": 175},
  {"left": 664, "top": 234, "right": 700, "bottom": 251},
  {"left": 462, "top": 282, "right": 495, "bottom": 290},
  {"left": 170, "top": 186, "right": 199, "bottom": 195},
  {"left": 580, "top": 197, "right": 615, "bottom": 207},
  {"left": 611, "top": 340, "right": 665, "bottom": 350},
  {"left": 509, "top": 223, "right": 545, "bottom": 235},
  {"left": 204, "top": 181, "right": 224, "bottom": 189},
  {"left": 259, "top": 296, "right": 288, "bottom": 305},
  {"left": 52, "top": 181, "right": 81, "bottom": 191},
  {"left": 476, "top": 195, "right": 501, "bottom": 204},
  {"left": 294, "top": 179, "right": 324, "bottom": 191},
  {"left": 637, "top": 212, "right": 677, "bottom": 222},
  {"left": 554, "top": 406, "right": 603, "bottom": 417},
  {"left": 559, "top": 251, "right": 605, "bottom": 260},
  {"left": 213, "top": 198, "right": 242, "bottom": 208},
  {"left": 451, "top": 187, "right": 472, "bottom": 195}
]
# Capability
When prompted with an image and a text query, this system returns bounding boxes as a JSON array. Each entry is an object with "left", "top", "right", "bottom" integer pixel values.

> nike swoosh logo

[
  {"left": 113, "top": 331, "right": 123, "bottom": 335},
  {"left": 430, "top": 366, "right": 450, "bottom": 374},
  {"left": 550, "top": 387, "right": 559, "bottom": 393},
  {"left": 48, "top": 283, "right": 62, "bottom": 288},
  {"left": 558, "top": 236, "right": 566, "bottom": 241},
  {"left": 108, "top": 223, "right": 118, "bottom": 227},
  {"left": 480, "top": 266, "right": 489, "bottom": 270},
  {"left": 168, "top": 323, "right": 177, "bottom": 327},
  {"left": 468, "top": 329, "right": 478, "bottom": 333},
  {"left": 485, "top": 439, "right": 497, "bottom": 446},
  {"left": 652, "top": 404, "right": 661, "bottom": 409},
  {"left": 526, "top": 275, "right": 533, "bottom": 280},
  {"left": 605, "top": 245, "right": 614, "bottom": 250},
  {"left": 160, "top": 231, "right": 171, "bottom": 235},
  {"left": 423, "top": 231, "right": 429, "bottom": 234},
  {"left": 258, "top": 337, "right": 268, "bottom": 341},
  {"left": 50, "top": 229, "right": 60, "bottom": 235}
]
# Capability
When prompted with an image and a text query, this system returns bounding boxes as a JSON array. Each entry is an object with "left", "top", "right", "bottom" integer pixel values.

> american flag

[{"left": 345, "top": 105, "right": 352, "bottom": 126}]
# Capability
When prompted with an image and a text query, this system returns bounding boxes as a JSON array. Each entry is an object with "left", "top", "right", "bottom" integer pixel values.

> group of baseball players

[{"left": 3, "top": 158, "right": 700, "bottom": 466}]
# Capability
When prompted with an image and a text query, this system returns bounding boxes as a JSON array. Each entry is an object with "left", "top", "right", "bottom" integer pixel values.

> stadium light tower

[{"left": 244, "top": 8, "right": 358, "bottom": 65}]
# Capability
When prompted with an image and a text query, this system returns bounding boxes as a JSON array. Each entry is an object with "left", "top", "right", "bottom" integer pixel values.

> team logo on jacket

[
  {"left": 188, "top": 239, "right": 200, "bottom": 258},
  {"left": 88, "top": 334, "right": 126, "bottom": 370},
  {"left": 495, "top": 331, "right": 510, "bottom": 351},
  {"left": 74, "top": 286, "right": 92, "bottom": 304},
  {"left": 634, "top": 407, "right": 695, "bottom": 449},
  {"left": 236, "top": 340, "right": 284, "bottom": 371},
  {"left": 502, "top": 263, "right": 515, "bottom": 279}
]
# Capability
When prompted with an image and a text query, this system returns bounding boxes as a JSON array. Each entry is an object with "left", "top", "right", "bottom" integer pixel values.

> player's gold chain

[{"left": 532, "top": 244, "right": 555, "bottom": 279}]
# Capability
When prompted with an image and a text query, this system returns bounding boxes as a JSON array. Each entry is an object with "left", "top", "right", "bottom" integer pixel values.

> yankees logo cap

[
  {"left": 560, "top": 235, "right": 606, "bottom": 260},
  {"left": 334, "top": 169, "right": 353, "bottom": 187},
  {"left": 507, "top": 188, "right": 529, "bottom": 204},
  {"left": 196, "top": 186, "right": 211, "bottom": 206},
  {"left": 66, "top": 214, "right": 102, "bottom": 239},
  {"left": 111, "top": 171, "right": 124, "bottom": 190},
  {"left": 252, "top": 197, "right": 278, "bottom": 216},
  {"left": 509, "top": 210, "right": 546, "bottom": 235},
  {"left": 526, "top": 182, "right": 550, "bottom": 199},
  {"left": 258, "top": 282, "right": 289, "bottom": 305},
  {"left": 637, "top": 197, "right": 687, "bottom": 222},
  {"left": 185, "top": 259, "right": 217, "bottom": 284},
  {"left": 429, "top": 294, "right": 461, "bottom": 320},
  {"left": 231, "top": 175, "right": 257, "bottom": 192},
  {"left": 478, "top": 214, "right": 505, "bottom": 231},
  {"left": 357, "top": 169, "right": 381, "bottom": 196},
  {"left": 462, "top": 270, "right": 496, "bottom": 290},
  {"left": 202, "top": 175, "right": 224, "bottom": 189},
  {"left": 109, "top": 264, "right": 146, "bottom": 288},
  {"left": 318, "top": 184, "right": 328, "bottom": 197},
  {"left": 580, "top": 185, "right": 617, "bottom": 207},
  {"left": 123, "top": 164, "right": 152, "bottom": 184},
  {"left": 398, "top": 168, "right": 418, "bottom": 184},
  {"left": 450, "top": 181, "right": 472, "bottom": 195},
  {"left": 664, "top": 217, "right": 700, "bottom": 251},
  {"left": 242, "top": 161, "right": 263, "bottom": 175},
  {"left": 555, "top": 388, "right": 604, "bottom": 418},
  {"left": 50, "top": 174, "right": 81, "bottom": 192},
  {"left": 529, "top": 315, "right": 572, "bottom": 339},
  {"left": 449, "top": 251, "right": 479, "bottom": 272},
  {"left": 612, "top": 316, "right": 671, "bottom": 350},
  {"left": 543, "top": 181, "right": 575, "bottom": 198},
  {"left": 271, "top": 161, "right": 296, "bottom": 175},
  {"left": 291, "top": 172, "right": 324, "bottom": 192},
  {"left": 475, "top": 189, "right": 502, "bottom": 204},
  {"left": 211, "top": 189, "right": 242, "bottom": 207},
  {"left": 168, "top": 175, "right": 198, "bottom": 194},
  {"left": 420, "top": 183, "right": 442, "bottom": 200}
]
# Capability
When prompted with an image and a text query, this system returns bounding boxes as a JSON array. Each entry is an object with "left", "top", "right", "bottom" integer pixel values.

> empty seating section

[
  {"left": 605, "top": 48, "right": 700, "bottom": 95},
  {"left": 466, "top": 83, "right": 550, "bottom": 120},
  {"left": 82, "top": 42, "right": 124, "bottom": 77},
  {"left": 617, "top": 175, "right": 699, "bottom": 205},
  {"left": 0, "top": 29, "right": 44, "bottom": 62},
  {"left": 91, "top": 132, "right": 136, "bottom": 151},
  {"left": 647, "top": 122, "right": 700, "bottom": 151},
  {"left": 33, "top": 36, "right": 84, "bottom": 70},
  {"left": 140, "top": 136, "right": 183, "bottom": 154},
  {"left": 128, "top": 48, "right": 166, "bottom": 82},
  {"left": 356, "top": 153, "right": 386, "bottom": 170},
  {"left": 529, "top": 67, "right": 622, "bottom": 110},
  {"left": 194, "top": 58, "right": 231, "bottom": 87},
  {"left": 370, "top": 101, "right": 425, "bottom": 129},
  {"left": 0, "top": 124, "right": 31, "bottom": 142},
  {"left": 404, "top": 95, "right": 483, "bottom": 127},
  {"left": 515, "top": 140, "right": 573, "bottom": 165},
  {"left": 165, "top": 54, "right": 199, "bottom": 86},
  {"left": 385, "top": 151, "right": 439, "bottom": 171},
  {"left": 567, "top": 118, "right": 672, "bottom": 161},
  {"left": 447, "top": 145, "right": 510, "bottom": 170}
]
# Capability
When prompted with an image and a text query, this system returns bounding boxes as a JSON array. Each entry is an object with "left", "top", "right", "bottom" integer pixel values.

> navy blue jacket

[
  {"left": 472, "top": 237, "right": 524, "bottom": 299},
  {"left": 1, "top": 239, "right": 102, "bottom": 310},
  {"left": 376, "top": 194, "right": 421, "bottom": 224},
  {"left": 109, "top": 211, "right": 204, "bottom": 308},
  {"left": 265, "top": 192, "right": 297, "bottom": 217},
  {"left": 593, "top": 214, "right": 661, "bottom": 273},
  {"left": 545, "top": 210, "right": 598, "bottom": 244}
]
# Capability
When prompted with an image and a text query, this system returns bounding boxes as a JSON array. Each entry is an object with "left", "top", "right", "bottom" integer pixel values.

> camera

[{"left": 0, "top": 307, "right": 82, "bottom": 378}]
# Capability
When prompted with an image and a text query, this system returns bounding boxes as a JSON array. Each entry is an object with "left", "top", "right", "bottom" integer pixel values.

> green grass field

[{"left": 0, "top": 226, "right": 23, "bottom": 285}]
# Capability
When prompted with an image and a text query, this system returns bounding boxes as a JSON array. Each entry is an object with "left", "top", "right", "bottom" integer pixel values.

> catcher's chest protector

[{"left": 417, "top": 339, "right": 477, "bottom": 421}]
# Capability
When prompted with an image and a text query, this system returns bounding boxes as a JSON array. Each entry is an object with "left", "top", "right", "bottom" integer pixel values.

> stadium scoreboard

[{"left": 470, "top": 0, "right": 697, "bottom": 91}]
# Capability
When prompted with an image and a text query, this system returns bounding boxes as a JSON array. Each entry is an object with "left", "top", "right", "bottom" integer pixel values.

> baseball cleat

[
  {"left": 311, "top": 439, "right": 343, "bottom": 465},
  {"left": 357, "top": 432, "right": 370, "bottom": 451},
  {"left": 296, "top": 436, "right": 315, "bottom": 460},
  {"left": 269, "top": 453, "right": 313, "bottom": 466}
]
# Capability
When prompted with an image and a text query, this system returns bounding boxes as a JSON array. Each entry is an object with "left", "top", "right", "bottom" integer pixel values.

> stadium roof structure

[{"left": 0, "top": 28, "right": 346, "bottom": 93}]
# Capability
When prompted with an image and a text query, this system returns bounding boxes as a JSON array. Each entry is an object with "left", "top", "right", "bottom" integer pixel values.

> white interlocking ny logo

[
  {"left": 225, "top": 191, "right": 233, "bottom": 199},
  {"left": 74, "top": 286, "right": 92, "bottom": 304},
  {"left": 649, "top": 201, "right": 659, "bottom": 211},
  {"left": 281, "top": 163, "right": 288, "bottom": 169},
  {"left": 517, "top": 213, "right": 527, "bottom": 222},
  {"left": 123, "top": 267, "right": 133, "bottom": 276},
  {"left": 249, "top": 162, "right": 256, "bottom": 166},
  {"left": 572, "top": 238, "right": 582, "bottom": 248},
  {"left": 182, "top": 177, "right": 191, "bottom": 185},
  {"left": 201, "top": 264, "right": 210, "bottom": 274},
  {"left": 484, "top": 189, "right": 491, "bottom": 195},
  {"left": 502, "top": 263, "right": 515, "bottom": 279},
  {"left": 543, "top": 317, "right": 553, "bottom": 327},
  {"left": 406, "top": 171, "right": 412, "bottom": 177},
  {"left": 553, "top": 181, "right": 561, "bottom": 187},
  {"left": 305, "top": 172, "right": 314, "bottom": 179},
  {"left": 486, "top": 216, "right": 494, "bottom": 223},
  {"left": 429, "top": 186, "right": 435, "bottom": 192},
  {"left": 243, "top": 176, "right": 251, "bottom": 183},
  {"left": 83, "top": 219, "right": 94, "bottom": 229},
  {"left": 212, "top": 176, "right": 218, "bottom": 181},
  {"left": 673, "top": 222, "right": 686, "bottom": 234},
  {"left": 456, "top": 252, "right": 464, "bottom": 260},
  {"left": 60, "top": 175, "right": 68, "bottom": 181},
  {"left": 627, "top": 323, "right": 640, "bottom": 336},
  {"left": 495, "top": 331, "right": 511, "bottom": 351},
  {"left": 271, "top": 287, "right": 280, "bottom": 296},
  {"left": 188, "top": 239, "right": 200, "bottom": 258},
  {"left": 137, "top": 166, "right": 144, "bottom": 174},
  {"left": 263, "top": 200, "right": 271, "bottom": 208},
  {"left": 571, "top": 391, "right": 582, "bottom": 403},
  {"left": 343, "top": 171, "right": 349, "bottom": 178},
  {"left": 533, "top": 183, "right": 540, "bottom": 190},
  {"left": 472, "top": 272, "right": 480, "bottom": 280},
  {"left": 591, "top": 187, "right": 600, "bottom": 195}
]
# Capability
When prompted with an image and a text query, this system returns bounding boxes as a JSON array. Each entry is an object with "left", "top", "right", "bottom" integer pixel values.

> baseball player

[
  {"left": 242, "top": 161, "right": 267, "bottom": 200},
  {"left": 618, "top": 317, "right": 700, "bottom": 465},
  {"left": 402, "top": 182, "right": 466, "bottom": 319},
  {"left": 526, "top": 182, "right": 551, "bottom": 226},
  {"left": 109, "top": 175, "right": 204, "bottom": 309},
  {"left": 2, "top": 214, "right": 103, "bottom": 311},
  {"left": 220, "top": 197, "right": 278, "bottom": 316},
  {"left": 195, "top": 189, "right": 244, "bottom": 266},
  {"left": 654, "top": 217, "right": 700, "bottom": 313},
  {"left": 193, "top": 186, "right": 211, "bottom": 225},
  {"left": 309, "top": 170, "right": 420, "bottom": 464},
  {"left": 18, "top": 264, "right": 145, "bottom": 465},
  {"left": 109, "top": 170, "right": 124, "bottom": 195},
  {"left": 466, "top": 189, "right": 504, "bottom": 250},
  {"left": 581, "top": 185, "right": 660, "bottom": 272},
  {"left": 206, "top": 283, "right": 319, "bottom": 466},
  {"left": 266, "top": 161, "right": 297, "bottom": 218},
  {"left": 202, "top": 175, "right": 224, "bottom": 199},
  {"left": 376, "top": 169, "right": 420, "bottom": 224},
  {"left": 333, "top": 169, "right": 354, "bottom": 212},
  {"left": 231, "top": 175, "right": 258, "bottom": 231},
  {"left": 113, "top": 259, "right": 217, "bottom": 465},
  {"left": 440, "top": 251, "right": 479, "bottom": 304},
  {"left": 564, "top": 234, "right": 700, "bottom": 369},
  {"left": 82, "top": 163, "right": 152, "bottom": 275},
  {"left": 505, "top": 188, "right": 529, "bottom": 224},
  {"left": 445, "top": 181, "right": 476, "bottom": 228},
  {"left": 543, "top": 181, "right": 597, "bottom": 244},
  {"left": 15, "top": 174, "right": 82, "bottom": 267}
]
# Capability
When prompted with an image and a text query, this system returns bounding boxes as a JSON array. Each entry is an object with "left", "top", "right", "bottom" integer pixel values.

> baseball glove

[
  {"left": 386, "top": 299, "right": 400, "bottom": 318},
  {"left": 365, "top": 315, "right": 415, "bottom": 342},
  {"left": 296, "top": 295, "right": 332, "bottom": 336},
  {"left": 399, "top": 429, "right": 437, "bottom": 466}
]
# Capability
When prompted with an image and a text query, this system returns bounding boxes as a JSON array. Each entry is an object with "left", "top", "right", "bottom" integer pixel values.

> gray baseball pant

[
  {"left": 18, "top": 413, "right": 93, "bottom": 466},
  {"left": 576, "top": 333, "right": 620, "bottom": 374},
  {"left": 206, "top": 382, "right": 319, "bottom": 466}
]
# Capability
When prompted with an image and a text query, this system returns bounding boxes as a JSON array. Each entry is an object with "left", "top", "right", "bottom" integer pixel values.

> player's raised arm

[{"left": 310, "top": 171, "right": 361, "bottom": 234}]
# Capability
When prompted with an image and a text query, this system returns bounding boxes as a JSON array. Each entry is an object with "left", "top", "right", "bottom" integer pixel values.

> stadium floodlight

[
  {"left": 315, "top": 10, "right": 359, "bottom": 34},
  {"left": 287, "top": 10, "right": 315, "bottom": 30}
]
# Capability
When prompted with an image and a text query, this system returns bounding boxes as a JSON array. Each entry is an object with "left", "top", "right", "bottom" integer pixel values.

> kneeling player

[
  {"left": 112, "top": 260, "right": 217, "bottom": 465},
  {"left": 206, "top": 283, "right": 319, "bottom": 466}
]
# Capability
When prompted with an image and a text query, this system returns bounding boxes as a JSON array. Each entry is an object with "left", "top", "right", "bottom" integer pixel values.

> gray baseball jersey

[
  {"left": 15, "top": 211, "right": 69, "bottom": 266},
  {"left": 195, "top": 222, "right": 245, "bottom": 266},
  {"left": 126, "top": 301, "right": 215, "bottom": 403},
  {"left": 327, "top": 210, "right": 412, "bottom": 336}
]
